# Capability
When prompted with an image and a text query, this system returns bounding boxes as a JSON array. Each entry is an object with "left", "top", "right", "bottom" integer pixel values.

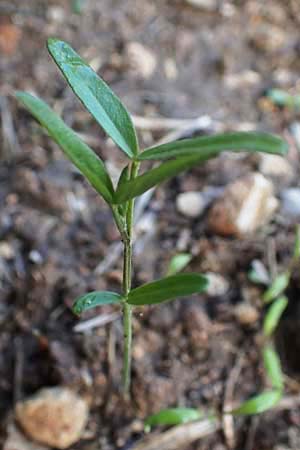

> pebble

[
  {"left": 208, "top": 173, "right": 278, "bottom": 236},
  {"left": 249, "top": 25, "right": 288, "bottom": 53},
  {"left": 234, "top": 302, "right": 259, "bottom": 325},
  {"left": 176, "top": 191, "right": 206, "bottom": 218},
  {"left": 280, "top": 188, "right": 300, "bottom": 218},
  {"left": 259, "top": 154, "right": 294, "bottom": 182},
  {"left": 126, "top": 42, "right": 157, "bottom": 79},
  {"left": 205, "top": 272, "right": 229, "bottom": 297},
  {"left": 186, "top": 0, "right": 218, "bottom": 11},
  {"left": 16, "top": 387, "right": 89, "bottom": 449}
]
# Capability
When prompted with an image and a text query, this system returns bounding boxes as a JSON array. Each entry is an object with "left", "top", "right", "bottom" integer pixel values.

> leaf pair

[
  {"left": 114, "top": 132, "right": 288, "bottom": 204},
  {"left": 17, "top": 38, "right": 138, "bottom": 206},
  {"left": 17, "top": 39, "right": 288, "bottom": 208},
  {"left": 73, "top": 273, "right": 208, "bottom": 314}
]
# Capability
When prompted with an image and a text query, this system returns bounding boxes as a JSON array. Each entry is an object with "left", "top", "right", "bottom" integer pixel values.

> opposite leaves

[
  {"left": 16, "top": 92, "right": 114, "bottom": 204},
  {"left": 115, "top": 132, "right": 288, "bottom": 203},
  {"left": 138, "top": 132, "right": 288, "bottom": 161},
  {"left": 47, "top": 38, "right": 138, "bottom": 158},
  {"left": 127, "top": 273, "right": 208, "bottom": 306}
]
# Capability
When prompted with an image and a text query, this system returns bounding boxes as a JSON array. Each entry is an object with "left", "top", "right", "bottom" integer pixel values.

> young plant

[
  {"left": 16, "top": 39, "right": 288, "bottom": 396},
  {"left": 144, "top": 227, "right": 300, "bottom": 429}
]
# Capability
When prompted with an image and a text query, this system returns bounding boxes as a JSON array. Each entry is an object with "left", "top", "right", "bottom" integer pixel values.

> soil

[{"left": 1, "top": 1, "right": 300, "bottom": 449}]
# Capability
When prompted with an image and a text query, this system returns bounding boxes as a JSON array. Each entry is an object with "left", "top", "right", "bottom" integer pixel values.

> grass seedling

[{"left": 16, "top": 39, "right": 288, "bottom": 396}]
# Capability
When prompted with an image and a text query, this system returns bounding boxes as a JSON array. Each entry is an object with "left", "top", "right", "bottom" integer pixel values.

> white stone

[
  {"left": 186, "top": 0, "right": 218, "bottom": 11},
  {"left": 126, "top": 42, "right": 157, "bottom": 79},
  {"left": 205, "top": 272, "right": 229, "bottom": 297},
  {"left": 280, "top": 188, "right": 300, "bottom": 217},
  {"left": 208, "top": 173, "right": 278, "bottom": 236},
  {"left": 16, "top": 387, "right": 89, "bottom": 449},
  {"left": 259, "top": 154, "right": 293, "bottom": 181},
  {"left": 176, "top": 191, "right": 206, "bottom": 218}
]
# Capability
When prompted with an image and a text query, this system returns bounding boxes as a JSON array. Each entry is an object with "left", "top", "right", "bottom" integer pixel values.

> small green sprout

[{"left": 16, "top": 39, "right": 288, "bottom": 396}]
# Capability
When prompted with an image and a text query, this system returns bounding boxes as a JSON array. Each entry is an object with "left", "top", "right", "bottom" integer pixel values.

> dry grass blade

[{"left": 130, "top": 417, "right": 220, "bottom": 450}]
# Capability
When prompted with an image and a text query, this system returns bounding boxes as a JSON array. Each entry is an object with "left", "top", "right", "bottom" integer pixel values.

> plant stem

[{"left": 122, "top": 161, "right": 139, "bottom": 396}]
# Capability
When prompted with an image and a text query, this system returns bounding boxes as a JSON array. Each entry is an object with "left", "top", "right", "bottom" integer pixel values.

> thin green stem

[{"left": 122, "top": 160, "right": 140, "bottom": 396}]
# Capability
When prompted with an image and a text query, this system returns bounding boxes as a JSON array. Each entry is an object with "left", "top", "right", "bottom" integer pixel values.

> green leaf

[
  {"left": 117, "top": 165, "right": 130, "bottom": 191},
  {"left": 114, "top": 154, "right": 210, "bottom": 204},
  {"left": 263, "top": 345, "right": 284, "bottom": 391},
  {"left": 47, "top": 39, "right": 138, "bottom": 158},
  {"left": 127, "top": 273, "right": 208, "bottom": 306},
  {"left": 73, "top": 291, "right": 123, "bottom": 315},
  {"left": 263, "top": 273, "right": 290, "bottom": 304},
  {"left": 144, "top": 408, "right": 204, "bottom": 432},
  {"left": 293, "top": 224, "right": 300, "bottom": 260},
  {"left": 166, "top": 253, "right": 192, "bottom": 276},
  {"left": 138, "top": 132, "right": 288, "bottom": 161},
  {"left": 267, "top": 89, "right": 300, "bottom": 109},
  {"left": 263, "top": 296, "right": 288, "bottom": 337},
  {"left": 231, "top": 390, "right": 282, "bottom": 416},
  {"left": 16, "top": 92, "right": 114, "bottom": 204},
  {"left": 114, "top": 131, "right": 288, "bottom": 204}
]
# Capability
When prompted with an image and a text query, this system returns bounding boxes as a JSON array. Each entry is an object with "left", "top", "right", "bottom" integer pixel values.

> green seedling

[
  {"left": 166, "top": 253, "right": 192, "bottom": 276},
  {"left": 17, "top": 39, "right": 288, "bottom": 395},
  {"left": 145, "top": 228, "right": 299, "bottom": 426},
  {"left": 267, "top": 89, "right": 300, "bottom": 110}
]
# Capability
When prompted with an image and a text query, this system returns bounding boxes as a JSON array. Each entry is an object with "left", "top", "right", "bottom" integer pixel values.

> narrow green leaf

[
  {"left": 293, "top": 224, "right": 300, "bottom": 259},
  {"left": 138, "top": 132, "right": 288, "bottom": 161},
  {"left": 231, "top": 390, "right": 282, "bottom": 416},
  {"left": 117, "top": 165, "right": 130, "bottom": 191},
  {"left": 166, "top": 253, "right": 192, "bottom": 276},
  {"left": 263, "top": 296, "right": 288, "bottom": 337},
  {"left": 144, "top": 408, "right": 204, "bottom": 431},
  {"left": 47, "top": 39, "right": 138, "bottom": 158},
  {"left": 263, "top": 345, "right": 284, "bottom": 390},
  {"left": 73, "top": 291, "right": 123, "bottom": 315},
  {"left": 127, "top": 273, "right": 208, "bottom": 306},
  {"left": 16, "top": 92, "right": 114, "bottom": 203},
  {"left": 114, "top": 154, "right": 210, "bottom": 204},
  {"left": 115, "top": 131, "right": 288, "bottom": 204},
  {"left": 263, "top": 273, "right": 290, "bottom": 304}
]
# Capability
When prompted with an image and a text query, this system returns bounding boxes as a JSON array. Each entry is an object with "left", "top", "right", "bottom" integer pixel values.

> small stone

[
  {"left": 0, "top": 23, "right": 21, "bottom": 56},
  {"left": 186, "top": 0, "right": 218, "bottom": 11},
  {"left": 16, "top": 387, "right": 89, "bottom": 449},
  {"left": 126, "top": 42, "right": 157, "bottom": 79},
  {"left": 234, "top": 302, "right": 259, "bottom": 325},
  {"left": 176, "top": 191, "right": 205, "bottom": 218},
  {"left": 259, "top": 154, "right": 294, "bottom": 181},
  {"left": 208, "top": 173, "right": 278, "bottom": 236},
  {"left": 280, "top": 188, "right": 300, "bottom": 218},
  {"left": 249, "top": 25, "right": 288, "bottom": 53},
  {"left": 47, "top": 6, "right": 65, "bottom": 23},
  {"left": 4, "top": 421, "right": 48, "bottom": 450},
  {"left": 205, "top": 272, "right": 229, "bottom": 297},
  {"left": 224, "top": 70, "right": 261, "bottom": 89}
]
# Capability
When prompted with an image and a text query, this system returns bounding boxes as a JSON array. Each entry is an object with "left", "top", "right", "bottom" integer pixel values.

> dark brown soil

[{"left": 1, "top": 1, "right": 300, "bottom": 449}]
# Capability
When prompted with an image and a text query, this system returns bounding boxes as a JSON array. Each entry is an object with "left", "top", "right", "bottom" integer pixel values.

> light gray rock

[
  {"left": 176, "top": 191, "right": 206, "bottom": 218},
  {"left": 208, "top": 173, "right": 278, "bottom": 236},
  {"left": 281, "top": 188, "right": 300, "bottom": 217}
]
